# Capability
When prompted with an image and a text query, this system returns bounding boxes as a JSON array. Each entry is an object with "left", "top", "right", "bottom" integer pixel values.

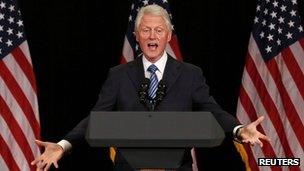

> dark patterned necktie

[{"left": 147, "top": 64, "right": 158, "bottom": 99}]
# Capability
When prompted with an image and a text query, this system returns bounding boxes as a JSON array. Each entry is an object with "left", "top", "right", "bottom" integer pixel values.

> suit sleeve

[
  {"left": 64, "top": 68, "right": 119, "bottom": 147},
  {"left": 191, "top": 67, "right": 239, "bottom": 134}
]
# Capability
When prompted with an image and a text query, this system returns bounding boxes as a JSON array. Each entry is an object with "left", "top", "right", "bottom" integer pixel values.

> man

[{"left": 32, "top": 4, "right": 270, "bottom": 171}]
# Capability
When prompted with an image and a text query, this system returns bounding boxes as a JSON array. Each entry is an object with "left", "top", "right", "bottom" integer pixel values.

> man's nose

[{"left": 149, "top": 30, "right": 157, "bottom": 39}]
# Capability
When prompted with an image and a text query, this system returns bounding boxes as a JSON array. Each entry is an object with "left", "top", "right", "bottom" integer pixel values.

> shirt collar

[{"left": 142, "top": 52, "right": 168, "bottom": 74}]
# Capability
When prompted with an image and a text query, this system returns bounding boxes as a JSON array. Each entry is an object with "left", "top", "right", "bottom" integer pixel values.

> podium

[{"left": 86, "top": 111, "right": 225, "bottom": 170}]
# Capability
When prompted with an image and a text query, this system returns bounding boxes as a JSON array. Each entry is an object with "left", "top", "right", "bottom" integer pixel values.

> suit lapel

[
  {"left": 162, "top": 55, "right": 182, "bottom": 94},
  {"left": 126, "top": 57, "right": 145, "bottom": 90}
]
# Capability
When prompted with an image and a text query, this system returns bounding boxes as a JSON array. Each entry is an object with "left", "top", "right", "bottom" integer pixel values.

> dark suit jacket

[{"left": 64, "top": 55, "right": 240, "bottom": 170}]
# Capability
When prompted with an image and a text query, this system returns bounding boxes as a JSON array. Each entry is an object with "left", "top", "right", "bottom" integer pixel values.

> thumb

[
  {"left": 35, "top": 140, "right": 47, "bottom": 147},
  {"left": 253, "top": 115, "right": 265, "bottom": 126}
]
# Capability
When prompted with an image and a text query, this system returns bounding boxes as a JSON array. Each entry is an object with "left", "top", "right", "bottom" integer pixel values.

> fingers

[
  {"left": 260, "top": 134, "right": 271, "bottom": 142},
  {"left": 242, "top": 138, "right": 263, "bottom": 147},
  {"left": 252, "top": 116, "right": 265, "bottom": 126},
  {"left": 54, "top": 161, "right": 59, "bottom": 168},
  {"left": 35, "top": 140, "right": 48, "bottom": 147},
  {"left": 31, "top": 155, "right": 43, "bottom": 166}
]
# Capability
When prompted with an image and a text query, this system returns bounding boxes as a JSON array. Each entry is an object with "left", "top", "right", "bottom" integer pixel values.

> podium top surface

[{"left": 86, "top": 111, "right": 225, "bottom": 147}]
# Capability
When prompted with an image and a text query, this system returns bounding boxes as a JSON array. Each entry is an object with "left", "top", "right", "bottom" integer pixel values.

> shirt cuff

[
  {"left": 57, "top": 140, "right": 72, "bottom": 153},
  {"left": 233, "top": 125, "right": 244, "bottom": 143}
]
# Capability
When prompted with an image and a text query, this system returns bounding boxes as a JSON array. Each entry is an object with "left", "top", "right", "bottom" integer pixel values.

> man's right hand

[{"left": 31, "top": 140, "right": 64, "bottom": 171}]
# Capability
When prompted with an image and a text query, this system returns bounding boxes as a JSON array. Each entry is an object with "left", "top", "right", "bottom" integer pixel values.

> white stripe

[
  {"left": 236, "top": 104, "right": 271, "bottom": 171},
  {"left": 19, "top": 41, "right": 33, "bottom": 65},
  {"left": 238, "top": 69, "right": 285, "bottom": 158},
  {"left": 0, "top": 155, "right": 10, "bottom": 171},
  {"left": 248, "top": 35, "right": 301, "bottom": 157},
  {"left": 289, "top": 41, "right": 304, "bottom": 74},
  {"left": 0, "top": 115, "right": 30, "bottom": 171},
  {"left": 122, "top": 37, "right": 134, "bottom": 62},
  {"left": 165, "top": 43, "right": 176, "bottom": 59},
  {"left": 3, "top": 54, "right": 40, "bottom": 122},
  {"left": 0, "top": 76, "right": 40, "bottom": 159},
  {"left": 275, "top": 53, "right": 304, "bottom": 126}
]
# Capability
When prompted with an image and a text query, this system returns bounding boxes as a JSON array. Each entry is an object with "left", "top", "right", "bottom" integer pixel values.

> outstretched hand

[
  {"left": 238, "top": 116, "right": 271, "bottom": 147},
  {"left": 31, "top": 140, "right": 64, "bottom": 171}
]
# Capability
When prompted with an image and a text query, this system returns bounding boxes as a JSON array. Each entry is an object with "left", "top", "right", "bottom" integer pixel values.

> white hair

[{"left": 134, "top": 4, "right": 173, "bottom": 32}]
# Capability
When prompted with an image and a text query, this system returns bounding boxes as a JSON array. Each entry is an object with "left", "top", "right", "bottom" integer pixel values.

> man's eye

[{"left": 142, "top": 29, "right": 150, "bottom": 33}]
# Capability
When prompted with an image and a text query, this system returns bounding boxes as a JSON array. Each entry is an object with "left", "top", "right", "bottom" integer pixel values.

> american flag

[
  {"left": 236, "top": 0, "right": 304, "bottom": 170},
  {"left": 0, "top": 0, "right": 40, "bottom": 170},
  {"left": 120, "top": 0, "right": 182, "bottom": 63}
]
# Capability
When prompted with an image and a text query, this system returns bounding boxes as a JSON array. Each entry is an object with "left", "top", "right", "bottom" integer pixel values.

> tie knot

[{"left": 147, "top": 64, "right": 158, "bottom": 73}]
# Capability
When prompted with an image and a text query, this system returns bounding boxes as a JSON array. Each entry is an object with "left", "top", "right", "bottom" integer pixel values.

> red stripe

[
  {"left": 242, "top": 144, "right": 260, "bottom": 171},
  {"left": 281, "top": 47, "right": 304, "bottom": 101},
  {"left": 239, "top": 86, "right": 281, "bottom": 171},
  {"left": 0, "top": 96, "right": 35, "bottom": 171},
  {"left": 0, "top": 61, "right": 40, "bottom": 139},
  {"left": 120, "top": 55, "right": 127, "bottom": 64},
  {"left": 11, "top": 47, "right": 37, "bottom": 94},
  {"left": 266, "top": 58, "right": 304, "bottom": 149},
  {"left": 0, "top": 135, "right": 20, "bottom": 171},
  {"left": 245, "top": 54, "right": 295, "bottom": 158},
  {"left": 169, "top": 35, "right": 183, "bottom": 61}
]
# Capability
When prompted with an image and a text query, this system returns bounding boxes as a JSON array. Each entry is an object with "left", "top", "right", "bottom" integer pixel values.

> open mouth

[{"left": 147, "top": 43, "right": 158, "bottom": 50}]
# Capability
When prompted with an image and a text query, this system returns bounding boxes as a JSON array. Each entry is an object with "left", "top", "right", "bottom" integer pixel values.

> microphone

[
  {"left": 154, "top": 79, "right": 167, "bottom": 107},
  {"left": 138, "top": 78, "right": 150, "bottom": 107}
]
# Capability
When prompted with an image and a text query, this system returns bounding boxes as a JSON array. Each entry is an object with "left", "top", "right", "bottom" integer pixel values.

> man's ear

[{"left": 167, "top": 31, "right": 172, "bottom": 42}]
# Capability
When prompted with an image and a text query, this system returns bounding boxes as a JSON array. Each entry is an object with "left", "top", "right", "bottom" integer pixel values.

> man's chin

[{"left": 144, "top": 53, "right": 162, "bottom": 62}]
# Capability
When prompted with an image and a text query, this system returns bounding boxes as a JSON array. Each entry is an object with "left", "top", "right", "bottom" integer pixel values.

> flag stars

[
  {"left": 278, "top": 27, "right": 283, "bottom": 34},
  {"left": 143, "top": 0, "right": 148, "bottom": 5},
  {"left": 266, "top": 46, "right": 272, "bottom": 53},
  {"left": 290, "top": 10, "right": 296, "bottom": 17},
  {"left": 291, "top": 0, "right": 297, "bottom": 5},
  {"left": 129, "top": 15, "right": 132, "bottom": 21},
  {"left": 0, "top": 13, "right": 4, "bottom": 20},
  {"left": 256, "top": 5, "right": 261, "bottom": 11},
  {"left": 267, "top": 34, "right": 274, "bottom": 41},
  {"left": 266, "top": 0, "right": 270, "bottom": 3},
  {"left": 7, "top": 28, "right": 13, "bottom": 35},
  {"left": 264, "top": 9, "right": 268, "bottom": 15},
  {"left": 0, "top": 37, "right": 2, "bottom": 42},
  {"left": 286, "top": 32, "right": 293, "bottom": 39},
  {"left": 17, "top": 20, "right": 23, "bottom": 27},
  {"left": 8, "top": 5, "right": 15, "bottom": 12},
  {"left": 254, "top": 17, "right": 259, "bottom": 23},
  {"left": 278, "top": 16, "right": 284, "bottom": 23},
  {"left": 288, "top": 20, "right": 294, "bottom": 27},
  {"left": 277, "top": 39, "right": 281, "bottom": 45},
  {"left": 135, "top": 44, "right": 139, "bottom": 51},
  {"left": 16, "top": 31, "right": 23, "bottom": 38},
  {"left": 270, "top": 11, "right": 277, "bottom": 18},
  {"left": 272, "top": 1, "right": 278, "bottom": 7},
  {"left": 0, "top": 1, "right": 5, "bottom": 9},
  {"left": 260, "top": 32, "right": 265, "bottom": 38},
  {"left": 8, "top": 16, "right": 14, "bottom": 24},
  {"left": 268, "top": 23, "right": 275, "bottom": 30},
  {"left": 262, "top": 20, "right": 266, "bottom": 26},
  {"left": 162, "top": 0, "right": 168, "bottom": 3},
  {"left": 6, "top": 39, "right": 12, "bottom": 47},
  {"left": 280, "top": 5, "right": 286, "bottom": 12},
  {"left": 0, "top": 25, "right": 3, "bottom": 31},
  {"left": 299, "top": 26, "right": 303, "bottom": 32}
]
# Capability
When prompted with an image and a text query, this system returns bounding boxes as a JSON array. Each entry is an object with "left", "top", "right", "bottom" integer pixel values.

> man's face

[{"left": 135, "top": 14, "right": 172, "bottom": 63}]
